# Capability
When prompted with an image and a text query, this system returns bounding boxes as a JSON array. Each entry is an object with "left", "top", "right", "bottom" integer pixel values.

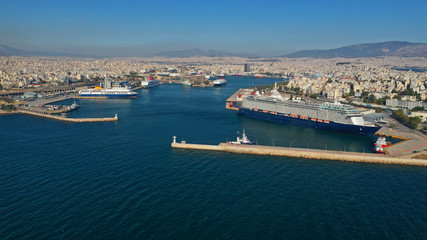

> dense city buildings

[{"left": 1, "top": 56, "right": 426, "bottom": 107}]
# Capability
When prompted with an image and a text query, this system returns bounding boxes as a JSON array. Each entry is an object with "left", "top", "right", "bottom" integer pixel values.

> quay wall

[
  {"left": 220, "top": 144, "right": 427, "bottom": 166},
  {"left": 171, "top": 142, "right": 427, "bottom": 167},
  {"left": 18, "top": 110, "right": 118, "bottom": 122},
  {"left": 171, "top": 143, "right": 221, "bottom": 151}
]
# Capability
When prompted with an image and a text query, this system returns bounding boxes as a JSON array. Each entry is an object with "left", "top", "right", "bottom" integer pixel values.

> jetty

[
  {"left": 375, "top": 128, "right": 427, "bottom": 157},
  {"left": 18, "top": 109, "right": 118, "bottom": 122},
  {"left": 171, "top": 137, "right": 427, "bottom": 167}
]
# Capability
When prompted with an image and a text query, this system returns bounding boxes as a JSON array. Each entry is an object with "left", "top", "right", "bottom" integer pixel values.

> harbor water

[{"left": 1, "top": 77, "right": 426, "bottom": 239}]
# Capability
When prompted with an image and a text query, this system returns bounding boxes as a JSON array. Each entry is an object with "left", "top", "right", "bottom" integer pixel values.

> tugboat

[
  {"left": 230, "top": 129, "right": 255, "bottom": 145},
  {"left": 372, "top": 135, "right": 391, "bottom": 154},
  {"left": 68, "top": 101, "right": 80, "bottom": 112}
]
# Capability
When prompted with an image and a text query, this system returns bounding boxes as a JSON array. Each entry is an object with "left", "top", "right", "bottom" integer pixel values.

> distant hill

[
  {"left": 283, "top": 41, "right": 427, "bottom": 58},
  {"left": 154, "top": 48, "right": 249, "bottom": 58},
  {"left": 0, "top": 45, "right": 249, "bottom": 58},
  {"left": 0, "top": 44, "right": 93, "bottom": 57},
  {"left": 0, "top": 45, "right": 29, "bottom": 56}
]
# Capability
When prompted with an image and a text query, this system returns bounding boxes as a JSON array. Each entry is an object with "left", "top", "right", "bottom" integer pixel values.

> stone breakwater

[
  {"left": 18, "top": 110, "right": 118, "bottom": 122},
  {"left": 171, "top": 142, "right": 427, "bottom": 167}
]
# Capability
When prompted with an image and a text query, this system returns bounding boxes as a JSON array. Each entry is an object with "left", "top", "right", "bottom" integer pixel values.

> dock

[
  {"left": 171, "top": 137, "right": 427, "bottom": 167},
  {"left": 28, "top": 93, "right": 79, "bottom": 105},
  {"left": 225, "top": 88, "right": 249, "bottom": 102},
  {"left": 376, "top": 128, "right": 427, "bottom": 157},
  {"left": 225, "top": 89, "right": 253, "bottom": 111},
  {"left": 18, "top": 109, "right": 118, "bottom": 122}
]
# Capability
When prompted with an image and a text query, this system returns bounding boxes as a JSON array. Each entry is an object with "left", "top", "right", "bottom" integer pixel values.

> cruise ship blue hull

[{"left": 238, "top": 108, "right": 381, "bottom": 136}]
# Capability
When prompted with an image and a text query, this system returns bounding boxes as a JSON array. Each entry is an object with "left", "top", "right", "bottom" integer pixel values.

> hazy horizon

[{"left": 1, "top": 0, "right": 426, "bottom": 57}]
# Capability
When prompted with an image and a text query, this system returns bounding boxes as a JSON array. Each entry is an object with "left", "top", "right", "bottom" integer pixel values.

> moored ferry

[
  {"left": 213, "top": 77, "right": 227, "bottom": 87},
  {"left": 141, "top": 77, "right": 160, "bottom": 89},
  {"left": 78, "top": 86, "right": 137, "bottom": 98}
]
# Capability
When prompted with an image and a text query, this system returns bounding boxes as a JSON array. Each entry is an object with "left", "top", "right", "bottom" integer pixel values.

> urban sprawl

[{"left": 1, "top": 56, "right": 427, "bottom": 129}]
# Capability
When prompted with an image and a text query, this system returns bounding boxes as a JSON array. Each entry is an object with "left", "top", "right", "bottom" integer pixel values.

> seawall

[
  {"left": 18, "top": 110, "right": 118, "bottom": 122},
  {"left": 171, "top": 141, "right": 427, "bottom": 167}
]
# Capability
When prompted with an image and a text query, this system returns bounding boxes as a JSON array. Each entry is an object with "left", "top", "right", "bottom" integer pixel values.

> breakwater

[
  {"left": 18, "top": 109, "right": 118, "bottom": 122},
  {"left": 171, "top": 140, "right": 427, "bottom": 167}
]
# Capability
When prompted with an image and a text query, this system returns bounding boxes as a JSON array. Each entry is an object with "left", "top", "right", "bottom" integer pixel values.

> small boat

[
  {"left": 182, "top": 81, "right": 192, "bottom": 86},
  {"left": 230, "top": 129, "right": 255, "bottom": 145},
  {"left": 372, "top": 135, "right": 391, "bottom": 154},
  {"left": 213, "top": 77, "right": 227, "bottom": 87},
  {"left": 68, "top": 101, "right": 79, "bottom": 111}
]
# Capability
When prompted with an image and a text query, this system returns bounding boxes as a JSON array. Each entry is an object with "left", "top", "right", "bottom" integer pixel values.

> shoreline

[{"left": 0, "top": 110, "right": 19, "bottom": 115}]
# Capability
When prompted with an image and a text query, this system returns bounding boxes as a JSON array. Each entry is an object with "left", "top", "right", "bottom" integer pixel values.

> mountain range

[
  {"left": 1, "top": 41, "right": 426, "bottom": 58},
  {"left": 282, "top": 41, "right": 427, "bottom": 58},
  {"left": 0, "top": 45, "right": 90, "bottom": 57},
  {"left": 153, "top": 48, "right": 249, "bottom": 58}
]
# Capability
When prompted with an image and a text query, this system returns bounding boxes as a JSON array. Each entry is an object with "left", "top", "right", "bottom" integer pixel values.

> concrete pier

[
  {"left": 171, "top": 139, "right": 427, "bottom": 167},
  {"left": 375, "top": 128, "right": 427, "bottom": 157},
  {"left": 18, "top": 110, "right": 118, "bottom": 122}
]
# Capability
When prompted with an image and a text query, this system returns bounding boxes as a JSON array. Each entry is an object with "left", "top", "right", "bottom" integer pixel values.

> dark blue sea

[{"left": 1, "top": 77, "right": 426, "bottom": 239}]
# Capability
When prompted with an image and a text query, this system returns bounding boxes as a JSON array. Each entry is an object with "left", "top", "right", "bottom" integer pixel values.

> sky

[{"left": 0, "top": 0, "right": 426, "bottom": 56}]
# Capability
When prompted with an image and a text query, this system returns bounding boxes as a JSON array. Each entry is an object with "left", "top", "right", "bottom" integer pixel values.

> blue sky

[{"left": 0, "top": 0, "right": 426, "bottom": 56}]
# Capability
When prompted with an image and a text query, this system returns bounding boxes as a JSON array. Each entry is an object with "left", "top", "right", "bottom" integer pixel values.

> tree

[
  {"left": 411, "top": 106, "right": 425, "bottom": 112},
  {"left": 309, "top": 94, "right": 318, "bottom": 99},
  {"left": 0, "top": 104, "right": 16, "bottom": 112},
  {"left": 376, "top": 96, "right": 389, "bottom": 105},
  {"left": 393, "top": 109, "right": 422, "bottom": 129}
]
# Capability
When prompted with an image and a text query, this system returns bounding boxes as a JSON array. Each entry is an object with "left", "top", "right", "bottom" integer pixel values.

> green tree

[
  {"left": 411, "top": 106, "right": 425, "bottom": 112},
  {"left": 0, "top": 104, "right": 16, "bottom": 112},
  {"left": 393, "top": 109, "right": 422, "bottom": 129}
]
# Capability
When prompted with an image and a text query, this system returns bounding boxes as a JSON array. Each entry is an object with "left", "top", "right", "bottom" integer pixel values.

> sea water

[{"left": 1, "top": 77, "right": 426, "bottom": 239}]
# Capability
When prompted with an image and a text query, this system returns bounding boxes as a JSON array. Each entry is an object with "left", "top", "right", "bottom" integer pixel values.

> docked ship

[
  {"left": 141, "top": 77, "right": 160, "bottom": 89},
  {"left": 213, "top": 77, "right": 227, "bottom": 87},
  {"left": 79, "top": 86, "right": 137, "bottom": 98},
  {"left": 236, "top": 89, "right": 381, "bottom": 135}
]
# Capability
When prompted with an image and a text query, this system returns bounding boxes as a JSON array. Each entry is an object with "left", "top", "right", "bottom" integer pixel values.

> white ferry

[
  {"left": 141, "top": 77, "right": 160, "bottom": 89},
  {"left": 213, "top": 77, "right": 227, "bottom": 87},
  {"left": 79, "top": 86, "right": 137, "bottom": 98}
]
